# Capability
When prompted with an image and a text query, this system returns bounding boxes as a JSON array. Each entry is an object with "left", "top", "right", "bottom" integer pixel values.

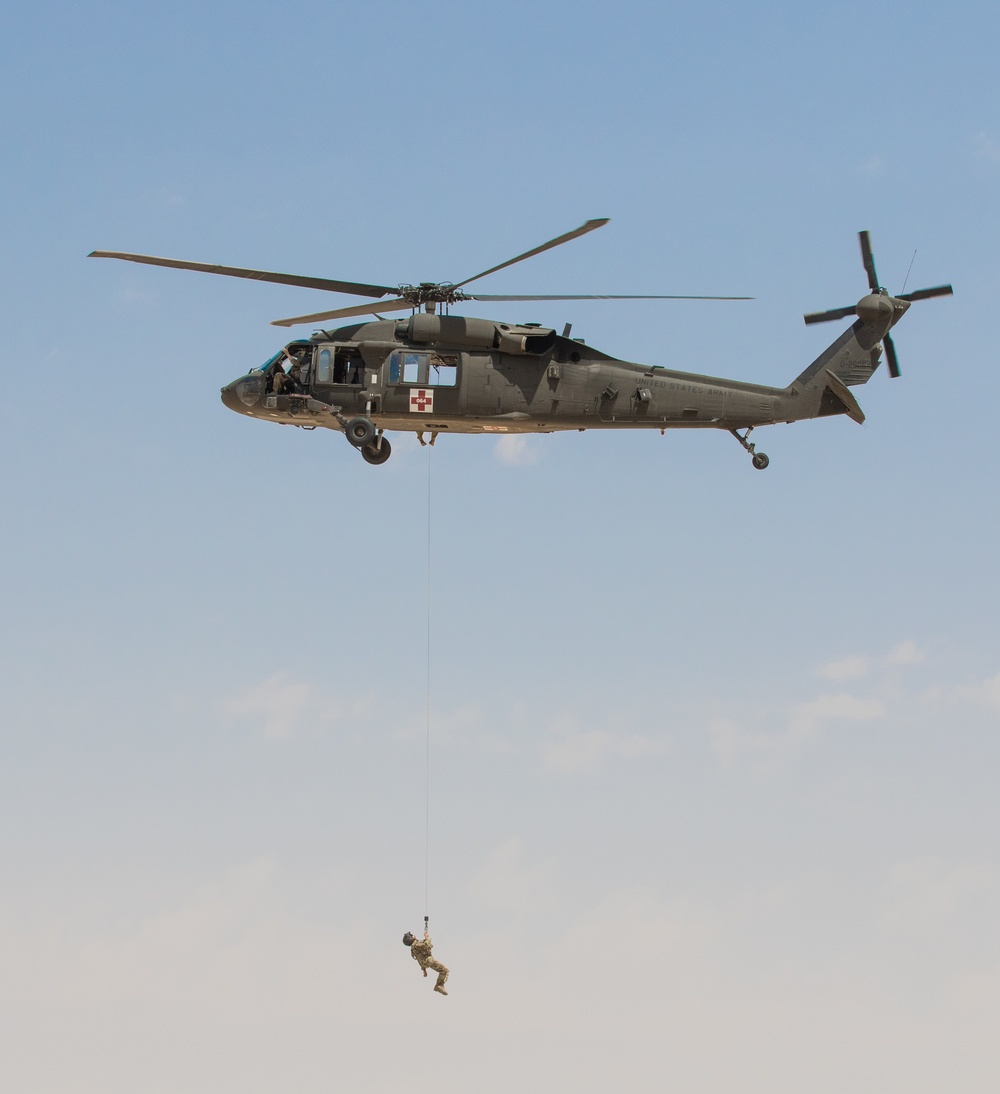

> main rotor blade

[
  {"left": 859, "top": 230, "right": 880, "bottom": 292},
  {"left": 467, "top": 293, "right": 753, "bottom": 302},
  {"left": 884, "top": 333, "right": 901, "bottom": 378},
  {"left": 270, "top": 297, "right": 412, "bottom": 327},
  {"left": 89, "top": 251, "right": 397, "bottom": 299},
  {"left": 452, "top": 218, "right": 609, "bottom": 290},
  {"left": 804, "top": 304, "right": 857, "bottom": 325},
  {"left": 898, "top": 284, "right": 954, "bottom": 302}
]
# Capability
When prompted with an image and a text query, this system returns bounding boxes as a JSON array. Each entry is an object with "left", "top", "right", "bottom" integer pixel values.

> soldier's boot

[{"left": 434, "top": 984, "right": 448, "bottom": 995}]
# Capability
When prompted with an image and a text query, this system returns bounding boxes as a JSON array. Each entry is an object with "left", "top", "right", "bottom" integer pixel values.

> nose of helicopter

[
  {"left": 220, "top": 375, "right": 264, "bottom": 413},
  {"left": 220, "top": 380, "right": 240, "bottom": 412}
]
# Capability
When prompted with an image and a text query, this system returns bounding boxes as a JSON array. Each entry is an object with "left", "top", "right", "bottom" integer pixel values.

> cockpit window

[{"left": 253, "top": 350, "right": 285, "bottom": 374}]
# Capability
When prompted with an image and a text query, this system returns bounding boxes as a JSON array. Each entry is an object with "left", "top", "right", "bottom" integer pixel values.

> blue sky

[{"left": 2, "top": 2, "right": 999, "bottom": 1091}]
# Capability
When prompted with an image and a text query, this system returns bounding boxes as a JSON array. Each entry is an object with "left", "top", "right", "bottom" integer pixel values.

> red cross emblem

[{"left": 410, "top": 388, "right": 434, "bottom": 413}]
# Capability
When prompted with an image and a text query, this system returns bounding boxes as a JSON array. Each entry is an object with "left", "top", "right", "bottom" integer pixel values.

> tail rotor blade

[
  {"left": 859, "top": 230, "right": 880, "bottom": 292},
  {"left": 884, "top": 333, "right": 901, "bottom": 378},
  {"left": 804, "top": 304, "right": 857, "bottom": 325},
  {"left": 898, "top": 284, "right": 954, "bottom": 303}
]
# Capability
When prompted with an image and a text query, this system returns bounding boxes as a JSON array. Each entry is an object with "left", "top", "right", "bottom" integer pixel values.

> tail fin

[
  {"left": 793, "top": 320, "right": 884, "bottom": 390},
  {"left": 784, "top": 320, "right": 883, "bottom": 426}
]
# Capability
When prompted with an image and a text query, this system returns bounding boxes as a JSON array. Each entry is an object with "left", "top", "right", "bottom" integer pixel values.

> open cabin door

[{"left": 314, "top": 344, "right": 367, "bottom": 387}]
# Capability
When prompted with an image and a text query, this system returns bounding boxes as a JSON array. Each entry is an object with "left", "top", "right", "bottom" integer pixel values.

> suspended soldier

[{"left": 403, "top": 929, "right": 449, "bottom": 995}]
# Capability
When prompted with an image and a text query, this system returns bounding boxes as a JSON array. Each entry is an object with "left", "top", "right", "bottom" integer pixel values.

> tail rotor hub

[{"left": 855, "top": 292, "right": 898, "bottom": 324}]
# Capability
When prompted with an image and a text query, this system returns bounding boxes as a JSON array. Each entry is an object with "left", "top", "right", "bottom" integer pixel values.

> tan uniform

[{"left": 410, "top": 936, "right": 449, "bottom": 990}]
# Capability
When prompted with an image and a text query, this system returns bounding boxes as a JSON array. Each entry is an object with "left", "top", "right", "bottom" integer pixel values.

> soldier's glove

[{"left": 423, "top": 969, "right": 428, "bottom": 977}]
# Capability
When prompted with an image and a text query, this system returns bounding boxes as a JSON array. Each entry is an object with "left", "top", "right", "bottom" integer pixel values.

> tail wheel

[
  {"left": 752, "top": 452, "right": 769, "bottom": 470},
  {"left": 345, "top": 416, "right": 377, "bottom": 447},
  {"left": 361, "top": 437, "right": 392, "bottom": 465}
]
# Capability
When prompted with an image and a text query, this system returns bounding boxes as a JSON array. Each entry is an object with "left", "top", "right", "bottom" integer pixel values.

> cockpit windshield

[{"left": 253, "top": 350, "right": 286, "bottom": 374}]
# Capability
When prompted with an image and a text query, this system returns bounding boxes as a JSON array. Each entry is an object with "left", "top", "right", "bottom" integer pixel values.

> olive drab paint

[{"left": 90, "top": 222, "right": 951, "bottom": 469}]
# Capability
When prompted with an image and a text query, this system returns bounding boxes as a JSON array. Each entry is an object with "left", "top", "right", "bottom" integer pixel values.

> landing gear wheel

[
  {"left": 361, "top": 437, "right": 392, "bottom": 465},
  {"left": 752, "top": 452, "right": 770, "bottom": 470},
  {"left": 344, "top": 416, "right": 377, "bottom": 448}
]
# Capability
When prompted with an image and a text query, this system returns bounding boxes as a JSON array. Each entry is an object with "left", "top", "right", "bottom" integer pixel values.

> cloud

[
  {"left": 540, "top": 717, "right": 669, "bottom": 773},
  {"left": 0, "top": 857, "right": 402, "bottom": 1044},
  {"left": 469, "top": 838, "right": 556, "bottom": 915},
  {"left": 115, "top": 287, "right": 152, "bottom": 305},
  {"left": 975, "top": 132, "right": 1000, "bottom": 162},
  {"left": 858, "top": 154, "right": 885, "bottom": 174},
  {"left": 709, "top": 692, "right": 886, "bottom": 769},
  {"left": 708, "top": 714, "right": 796, "bottom": 768},
  {"left": 787, "top": 692, "right": 886, "bottom": 740},
  {"left": 494, "top": 435, "right": 539, "bottom": 466},
  {"left": 711, "top": 640, "right": 961, "bottom": 769},
  {"left": 223, "top": 671, "right": 372, "bottom": 739},
  {"left": 708, "top": 716, "right": 757, "bottom": 766},
  {"left": 4, "top": 858, "right": 996, "bottom": 1094},
  {"left": 391, "top": 702, "right": 517, "bottom": 758},
  {"left": 819, "top": 654, "right": 869, "bottom": 681},
  {"left": 818, "top": 640, "right": 926, "bottom": 682},
  {"left": 885, "top": 639, "right": 927, "bottom": 666},
  {"left": 956, "top": 669, "right": 1000, "bottom": 711},
  {"left": 878, "top": 859, "right": 1000, "bottom": 936}
]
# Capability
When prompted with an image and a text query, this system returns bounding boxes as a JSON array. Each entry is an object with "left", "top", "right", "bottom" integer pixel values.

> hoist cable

[{"left": 424, "top": 444, "right": 432, "bottom": 923}]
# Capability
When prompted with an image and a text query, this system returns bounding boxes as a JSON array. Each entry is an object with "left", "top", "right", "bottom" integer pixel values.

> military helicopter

[{"left": 90, "top": 220, "right": 951, "bottom": 468}]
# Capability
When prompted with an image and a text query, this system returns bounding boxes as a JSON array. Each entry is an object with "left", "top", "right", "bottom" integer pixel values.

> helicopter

[{"left": 89, "top": 220, "right": 952, "bottom": 468}]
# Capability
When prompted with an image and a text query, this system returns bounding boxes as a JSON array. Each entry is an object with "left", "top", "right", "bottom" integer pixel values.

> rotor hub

[{"left": 397, "top": 282, "right": 470, "bottom": 307}]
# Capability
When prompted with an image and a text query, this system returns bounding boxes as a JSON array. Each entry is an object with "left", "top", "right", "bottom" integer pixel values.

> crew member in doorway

[
  {"left": 272, "top": 359, "right": 300, "bottom": 395},
  {"left": 286, "top": 347, "right": 308, "bottom": 393},
  {"left": 403, "top": 930, "right": 449, "bottom": 995}
]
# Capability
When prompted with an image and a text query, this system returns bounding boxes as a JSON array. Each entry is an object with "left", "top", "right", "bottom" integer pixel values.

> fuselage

[{"left": 220, "top": 313, "right": 797, "bottom": 437}]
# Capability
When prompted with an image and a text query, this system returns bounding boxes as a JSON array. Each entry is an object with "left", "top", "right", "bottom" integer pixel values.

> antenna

[{"left": 900, "top": 249, "right": 917, "bottom": 296}]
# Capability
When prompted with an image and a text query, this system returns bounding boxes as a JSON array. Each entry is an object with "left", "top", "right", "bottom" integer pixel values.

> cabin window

[
  {"left": 388, "top": 351, "right": 427, "bottom": 383},
  {"left": 429, "top": 360, "right": 457, "bottom": 387},
  {"left": 316, "top": 348, "right": 333, "bottom": 384},
  {"left": 388, "top": 351, "right": 458, "bottom": 386}
]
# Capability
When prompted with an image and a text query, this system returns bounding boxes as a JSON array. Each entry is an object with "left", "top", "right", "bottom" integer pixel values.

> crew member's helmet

[{"left": 402, "top": 932, "right": 415, "bottom": 947}]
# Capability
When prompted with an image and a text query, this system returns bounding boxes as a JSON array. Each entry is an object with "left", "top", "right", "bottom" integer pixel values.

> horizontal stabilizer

[{"left": 822, "top": 369, "right": 865, "bottom": 425}]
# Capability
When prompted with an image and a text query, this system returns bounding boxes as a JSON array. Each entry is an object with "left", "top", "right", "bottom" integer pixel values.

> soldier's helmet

[{"left": 402, "top": 932, "right": 415, "bottom": 947}]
